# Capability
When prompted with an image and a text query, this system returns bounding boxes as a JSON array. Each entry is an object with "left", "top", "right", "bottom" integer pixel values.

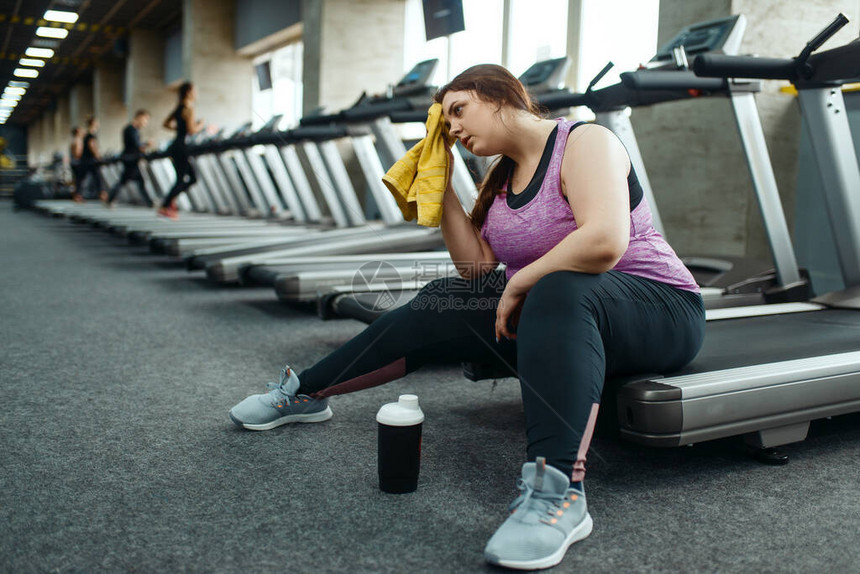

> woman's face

[{"left": 441, "top": 90, "right": 504, "bottom": 157}]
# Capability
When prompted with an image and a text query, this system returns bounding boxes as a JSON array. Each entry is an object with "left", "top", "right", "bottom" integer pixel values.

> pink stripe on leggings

[
  {"left": 571, "top": 403, "right": 600, "bottom": 482},
  {"left": 310, "top": 357, "right": 407, "bottom": 398}
]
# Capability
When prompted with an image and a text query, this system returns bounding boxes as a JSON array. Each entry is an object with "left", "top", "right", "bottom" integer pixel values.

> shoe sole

[
  {"left": 229, "top": 406, "right": 333, "bottom": 431},
  {"left": 487, "top": 512, "right": 593, "bottom": 570}
]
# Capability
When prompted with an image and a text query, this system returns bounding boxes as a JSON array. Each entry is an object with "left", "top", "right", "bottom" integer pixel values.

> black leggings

[
  {"left": 161, "top": 151, "right": 197, "bottom": 208},
  {"left": 299, "top": 269, "right": 705, "bottom": 481},
  {"left": 75, "top": 162, "right": 103, "bottom": 198},
  {"left": 108, "top": 161, "right": 151, "bottom": 206}
]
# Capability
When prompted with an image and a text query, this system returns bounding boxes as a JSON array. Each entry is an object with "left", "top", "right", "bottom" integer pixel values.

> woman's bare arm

[
  {"left": 184, "top": 107, "right": 204, "bottom": 135},
  {"left": 440, "top": 180, "right": 498, "bottom": 279}
]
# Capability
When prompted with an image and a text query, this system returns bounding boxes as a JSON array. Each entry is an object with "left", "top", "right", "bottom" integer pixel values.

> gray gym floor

[{"left": 2, "top": 201, "right": 859, "bottom": 573}]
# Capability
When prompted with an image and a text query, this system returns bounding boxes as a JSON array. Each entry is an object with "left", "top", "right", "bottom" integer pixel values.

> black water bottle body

[{"left": 377, "top": 422, "right": 422, "bottom": 493}]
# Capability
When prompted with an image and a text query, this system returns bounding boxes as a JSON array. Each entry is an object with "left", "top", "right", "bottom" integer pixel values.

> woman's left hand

[{"left": 495, "top": 278, "right": 527, "bottom": 342}]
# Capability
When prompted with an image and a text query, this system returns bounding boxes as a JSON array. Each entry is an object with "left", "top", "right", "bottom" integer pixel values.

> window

[
  {"left": 403, "top": 0, "right": 504, "bottom": 85},
  {"left": 506, "top": 0, "right": 568, "bottom": 77},
  {"left": 577, "top": 0, "right": 659, "bottom": 90},
  {"left": 401, "top": 0, "right": 659, "bottom": 107},
  {"left": 251, "top": 41, "right": 303, "bottom": 130}
]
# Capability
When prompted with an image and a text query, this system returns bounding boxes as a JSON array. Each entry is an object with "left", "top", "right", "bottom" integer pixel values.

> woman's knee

[{"left": 523, "top": 271, "right": 601, "bottom": 316}]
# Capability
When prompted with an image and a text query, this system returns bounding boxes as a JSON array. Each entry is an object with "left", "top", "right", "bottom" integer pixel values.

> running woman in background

[
  {"left": 68, "top": 126, "right": 85, "bottom": 203},
  {"left": 157, "top": 81, "right": 204, "bottom": 219},
  {"left": 78, "top": 117, "right": 106, "bottom": 201}
]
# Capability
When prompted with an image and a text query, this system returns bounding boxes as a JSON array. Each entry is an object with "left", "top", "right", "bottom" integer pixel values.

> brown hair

[
  {"left": 433, "top": 64, "right": 543, "bottom": 230},
  {"left": 178, "top": 81, "right": 194, "bottom": 101}
]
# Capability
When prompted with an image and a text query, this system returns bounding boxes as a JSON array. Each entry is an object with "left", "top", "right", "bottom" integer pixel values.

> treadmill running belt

[{"left": 678, "top": 309, "right": 860, "bottom": 374}]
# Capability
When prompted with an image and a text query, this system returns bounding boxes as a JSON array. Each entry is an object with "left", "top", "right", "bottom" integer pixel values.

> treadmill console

[
  {"left": 228, "top": 121, "right": 253, "bottom": 139},
  {"left": 650, "top": 15, "right": 746, "bottom": 65},
  {"left": 258, "top": 114, "right": 284, "bottom": 133},
  {"left": 519, "top": 57, "right": 570, "bottom": 95},
  {"left": 393, "top": 58, "right": 440, "bottom": 97}
]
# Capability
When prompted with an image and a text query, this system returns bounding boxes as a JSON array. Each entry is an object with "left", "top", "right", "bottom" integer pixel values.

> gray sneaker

[
  {"left": 229, "top": 365, "right": 333, "bottom": 431},
  {"left": 484, "top": 457, "right": 593, "bottom": 570}
]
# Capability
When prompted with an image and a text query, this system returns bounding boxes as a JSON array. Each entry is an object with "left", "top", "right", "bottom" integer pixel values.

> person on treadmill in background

[
  {"left": 157, "top": 81, "right": 204, "bottom": 220},
  {"left": 78, "top": 117, "right": 106, "bottom": 201},
  {"left": 104, "top": 109, "right": 152, "bottom": 208},
  {"left": 228, "top": 64, "right": 706, "bottom": 570},
  {"left": 68, "top": 126, "right": 85, "bottom": 202}
]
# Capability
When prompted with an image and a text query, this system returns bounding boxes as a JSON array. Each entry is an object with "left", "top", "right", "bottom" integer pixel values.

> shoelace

[
  {"left": 509, "top": 478, "right": 567, "bottom": 525},
  {"left": 264, "top": 368, "right": 294, "bottom": 407}
]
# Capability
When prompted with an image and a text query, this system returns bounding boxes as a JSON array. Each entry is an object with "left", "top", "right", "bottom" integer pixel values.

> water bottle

[{"left": 376, "top": 394, "right": 424, "bottom": 493}]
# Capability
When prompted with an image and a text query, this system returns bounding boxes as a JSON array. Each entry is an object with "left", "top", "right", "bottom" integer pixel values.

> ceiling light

[
  {"left": 43, "top": 10, "right": 79, "bottom": 24},
  {"left": 25, "top": 47, "right": 55, "bottom": 58},
  {"left": 9, "top": 81, "right": 30, "bottom": 88},
  {"left": 36, "top": 27, "right": 69, "bottom": 39},
  {"left": 32, "top": 38, "right": 60, "bottom": 49},
  {"left": 2, "top": 93, "right": 22, "bottom": 101},
  {"left": 13, "top": 68, "right": 39, "bottom": 78},
  {"left": 0, "top": 99, "right": 19, "bottom": 108},
  {"left": 5, "top": 87, "right": 26, "bottom": 96},
  {"left": 19, "top": 58, "right": 46, "bottom": 68}
]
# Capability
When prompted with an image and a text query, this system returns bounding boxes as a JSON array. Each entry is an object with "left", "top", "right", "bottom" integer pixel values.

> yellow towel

[{"left": 382, "top": 102, "right": 456, "bottom": 227}]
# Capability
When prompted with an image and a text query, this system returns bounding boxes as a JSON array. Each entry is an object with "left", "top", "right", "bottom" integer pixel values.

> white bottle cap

[{"left": 376, "top": 394, "right": 424, "bottom": 426}]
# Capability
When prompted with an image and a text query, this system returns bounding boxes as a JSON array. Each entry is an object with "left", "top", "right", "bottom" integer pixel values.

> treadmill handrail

[
  {"left": 694, "top": 54, "right": 799, "bottom": 81},
  {"left": 693, "top": 14, "right": 859, "bottom": 86},
  {"left": 619, "top": 69, "right": 731, "bottom": 91}
]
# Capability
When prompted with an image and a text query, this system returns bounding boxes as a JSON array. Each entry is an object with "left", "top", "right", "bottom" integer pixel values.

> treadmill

[
  {"left": 140, "top": 120, "right": 320, "bottom": 252},
  {"left": 468, "top": 14, "right": 860, "bottom": 463},
  {"left": 143, "top": 120, "right": 350, "bottom": 256},
  {"left": 112, "top": 119, "right": 413, "bottom": 257},
  {"left": 41, "top": 124, "right": 272, "bottom": 237},
  {"left": 540, "top": 15, "right": 811, "bottom": 308},
  {"left": 189, "top": 60, "right": 463, "bottom": 284}
]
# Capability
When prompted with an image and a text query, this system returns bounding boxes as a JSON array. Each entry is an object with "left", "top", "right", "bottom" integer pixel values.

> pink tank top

[{"left": 480, "top": 118, "right": 699, "bottom": 292}]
